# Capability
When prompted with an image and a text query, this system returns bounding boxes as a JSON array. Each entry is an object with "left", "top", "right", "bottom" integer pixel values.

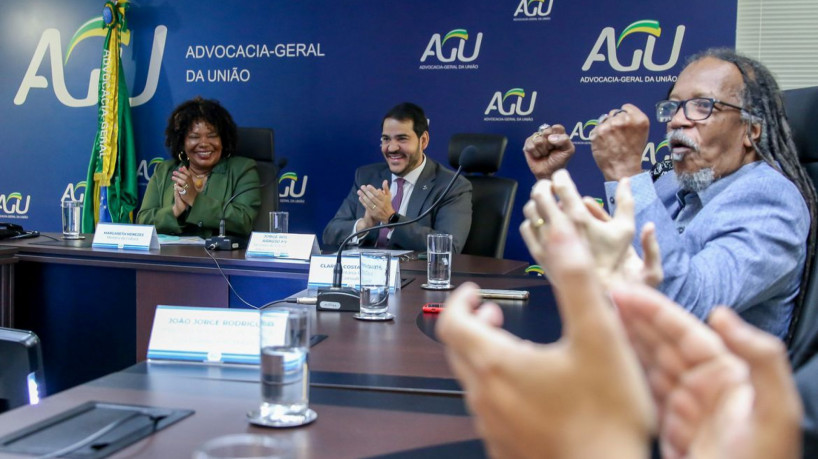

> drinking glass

[
  {"left": 61, "top": 200, "right": 82, "bottom": 239},
  {"left": 355, "top": 251, "right": 393, "bottom": 321},
  {"left": 269, "top": 212, "right": 289, "bottom": 233},
  {"left": 426, "top": 233, "right": 453, "bottom": 289},
  {"left": 193, "top": 434, "right": 294, "bottom": 459},
  {"left": 247, "top": 307, "right": 316, "bottom": 428}
]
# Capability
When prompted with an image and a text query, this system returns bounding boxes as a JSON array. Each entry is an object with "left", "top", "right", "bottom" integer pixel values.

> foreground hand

[
  {"left": 615, "top": 286, "right": 802, "bottom": 459},
  {"left": 521, "top": 169, "right": 660, "bottom": 288},
  {"left": 357, "top": 180, "right": 393, "bottom": 226},
  {"left": 438, "top": 204, "right": 654, "bottom": 459},
  {"left": 590, "top": 104, "right": 650, "bottom": 181},
  {"left": 523, "top": 123, "right": 575, "bottom": 180},
  {"left": 582, "top": 194, "right": 663, "bottom": 287}
]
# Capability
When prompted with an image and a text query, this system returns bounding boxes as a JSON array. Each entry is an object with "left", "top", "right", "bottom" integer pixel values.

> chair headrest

[
  {"left": 783, "top": 87, "right": 818, "bottom": 163},
  {"left": 236, "top": 127, "right": 275, "bottom": 162},
  {"left": 448, "top": 133, "right": 508, "bottom": 174}
]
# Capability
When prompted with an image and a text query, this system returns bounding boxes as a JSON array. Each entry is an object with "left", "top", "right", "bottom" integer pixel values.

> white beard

[{"left": 676, "top": 167, "right": 716, "bottom": 192}]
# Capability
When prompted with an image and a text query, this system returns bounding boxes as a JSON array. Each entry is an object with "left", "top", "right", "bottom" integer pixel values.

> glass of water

[
  {"left": 269, "top": 211, "right": 289, "bottom": 233},
  {"left": 426, "top": 233, "right": 453, "bottom": 289},
  {"left": 61, "top": 200, "right": 83, "bottom": 239},
  {"left": 354, "top": 251, "right": 393, "bottom": 321},
  {"left": 193, "top": 434, "right": 294, "bottom": 459},
  {"left": 247, "top": 307, "right": 316, "bottom": 428}
]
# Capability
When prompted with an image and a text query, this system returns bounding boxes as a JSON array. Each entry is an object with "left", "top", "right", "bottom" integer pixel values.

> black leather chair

[
  {"left": 449, "top": 133, "right": 517, "bottom": 258},
  {"left": 782, "top": 87, "right": 818, "bottom": 368},
  {"left": 235, "top": 127, "right": 279, "bottom": 232}
]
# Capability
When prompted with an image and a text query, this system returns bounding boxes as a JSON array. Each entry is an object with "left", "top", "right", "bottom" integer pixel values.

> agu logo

[
  {"left": 62, "top": 181, "right": 87, "bottom": 203},
  {"left": 137, "top": 157, "right": 165, "bottom": 183},
  {"left": 642, "top": 139, "right": 670, "bottom": 165},
  {"left": 513, "top": 0, "right": 553, "bottom": 20},
  {"left": 484, "top": 88, "right": 537, "bottom": 120},
  {"left": 0, "top": 193, "right": 31, "bottom": 217},
  {"left": 279, "top": 172, "right": 308, "bottom": 202},
  {"left": 582, "top": 19, "right": 685, "bottom": 73},
  {"left": 14, "top": 14, "right": 166, "bottom": 107},
  {"left": 420, "top": 29, "right": 482, "bottom": 66},
  {"left": 569, "top": 119, "right": 599, "bottom": 144}
]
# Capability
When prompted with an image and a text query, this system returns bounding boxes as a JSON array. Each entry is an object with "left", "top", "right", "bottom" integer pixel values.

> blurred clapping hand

[{"left": 520, "top": 169, "right": 662, "bottom": 289}]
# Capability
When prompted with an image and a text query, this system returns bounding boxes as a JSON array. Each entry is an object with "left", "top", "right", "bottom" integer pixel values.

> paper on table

[
  {"left": 157, "top": 235, "right": 206, "bottom": 246},
  {"left": 340, "top": 248, "right": 413, "bottom": 257}
]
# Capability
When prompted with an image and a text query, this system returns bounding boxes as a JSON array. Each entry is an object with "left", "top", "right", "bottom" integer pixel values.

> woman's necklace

[{"left": 191, "top": 171, "right": 208, "bottom": 191}]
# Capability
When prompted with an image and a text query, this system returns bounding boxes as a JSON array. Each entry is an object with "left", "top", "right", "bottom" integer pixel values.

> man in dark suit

[{"left": 323, "top": 102, "right": 472, "bottom": 253}]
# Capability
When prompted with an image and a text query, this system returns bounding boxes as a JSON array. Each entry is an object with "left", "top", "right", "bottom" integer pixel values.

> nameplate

[
  {"left": 147, "top": 306, "right": 287, "bottom": 364},
  {"left": 245, "top": 232, "right": 319, "bottom": 261},
  {"left": 92, "top": 223, "right": 159, "bottom": 250},
  {"left": 307, "top": 254, "right": 400, "bottom": 291}
]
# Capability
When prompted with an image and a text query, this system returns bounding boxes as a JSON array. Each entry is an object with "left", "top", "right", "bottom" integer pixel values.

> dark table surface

[{"left": 0, "top": 362, "right": 485, "bottom": 459}]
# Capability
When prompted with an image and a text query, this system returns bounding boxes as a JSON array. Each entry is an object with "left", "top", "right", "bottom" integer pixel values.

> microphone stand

[
  {"left": 206, "top": 179, "right": 271, "bottom": 250},
  {"left": 316, "top": 146, "right": 476, "bottom": 312}
]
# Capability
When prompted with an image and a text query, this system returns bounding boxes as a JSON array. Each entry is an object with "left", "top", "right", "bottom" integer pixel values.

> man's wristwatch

[{"left": 387, "top": 212, "right": 400, "bottom": 224}]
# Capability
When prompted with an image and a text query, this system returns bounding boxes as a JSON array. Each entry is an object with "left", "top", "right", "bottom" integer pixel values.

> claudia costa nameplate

[{"left": 307, "top": 254, "right": 400, "bottom": 291}]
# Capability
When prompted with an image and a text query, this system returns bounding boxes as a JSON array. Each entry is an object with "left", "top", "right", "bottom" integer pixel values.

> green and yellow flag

[{"left": 81, "top": 0, "right": 138, "bottom": 232}]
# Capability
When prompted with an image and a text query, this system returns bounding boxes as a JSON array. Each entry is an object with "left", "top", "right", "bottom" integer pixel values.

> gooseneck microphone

[
  {"left": 316, "top": 145, "right": 478, "bottom": 311},
  {"left": 206, "top": 157, "right": 287, "bottom": 250},
  {"left": 205, "top": 179, "right": 270, "bottom": 250}
]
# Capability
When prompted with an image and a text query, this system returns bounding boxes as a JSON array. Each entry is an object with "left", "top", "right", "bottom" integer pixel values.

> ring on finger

[
  {"left": 537, "top": 123, "right": 551, "bottom": 135},
  {"left": 179, "top": 188, "right": 187, "bottom": 196},
  {"left": 597, "top": 113, "right": 609, "bottom": 124},
  {"left": 531, "top": 218, "right": 545, "bottom": 229}
]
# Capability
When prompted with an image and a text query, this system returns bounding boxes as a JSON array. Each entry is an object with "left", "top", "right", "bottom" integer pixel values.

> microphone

[
  {"left": 205, "top": 179, "right": 272, "bottom": 250},
  {"left": 206, "top": 158, "right": 289, "bottom": 250},
  {"left": 316, "top": 145, "right": 478, "bottom": 312}
]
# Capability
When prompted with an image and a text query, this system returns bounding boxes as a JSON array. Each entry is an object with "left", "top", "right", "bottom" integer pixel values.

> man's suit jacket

[{"left": 322, "top": 159, "right": 472, "bottom": 253}]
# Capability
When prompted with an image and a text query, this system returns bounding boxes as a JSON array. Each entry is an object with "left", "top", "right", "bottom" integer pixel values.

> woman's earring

[{"left": 177, "top": 151, "right": 189, "bottom": 163}]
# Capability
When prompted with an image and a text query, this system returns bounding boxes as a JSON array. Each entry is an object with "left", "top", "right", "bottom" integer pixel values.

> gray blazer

[{"left": 322, "top": 159, "right": 472, "bottom": 253}]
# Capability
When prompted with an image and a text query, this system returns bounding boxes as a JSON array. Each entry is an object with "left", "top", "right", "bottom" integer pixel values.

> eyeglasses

[{"left": 655, "top": 98, "right": 746, "bottom": 123}]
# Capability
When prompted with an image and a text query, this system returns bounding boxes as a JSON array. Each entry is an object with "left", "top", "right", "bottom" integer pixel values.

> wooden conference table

[
  {"left": 0, "top": 233, "right": 561, "bottom": 458},
  {"left": 0, "top": 234, "right": 554, "bottom": 393}
]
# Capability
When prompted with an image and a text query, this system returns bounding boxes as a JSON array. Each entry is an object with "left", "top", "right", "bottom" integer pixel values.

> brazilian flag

[{"left": 81, "top": 1, "right": 138, "bottom": 232}]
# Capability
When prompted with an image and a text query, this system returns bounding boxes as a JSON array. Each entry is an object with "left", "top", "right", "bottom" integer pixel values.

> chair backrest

[
  {"left": 448, "top": 133, "right": 517, "bottom": 258},
  {"left": 235, "top": 127, "right": 278, "bottom": 232},
  {"left": 783, "top": 87, "right": 818, "bottom": 368},
  {"left": 0, "top": 327, "right": 44, "bottom": 414}
]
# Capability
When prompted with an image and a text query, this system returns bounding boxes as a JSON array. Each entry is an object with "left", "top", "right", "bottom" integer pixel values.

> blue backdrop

[{"left": 0, "top": 0, "right": 737, "bottom": 261}]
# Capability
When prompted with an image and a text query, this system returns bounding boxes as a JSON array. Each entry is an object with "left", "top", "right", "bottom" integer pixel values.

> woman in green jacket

[{"left": 137, "top": 97, "right": 260, "bottom": 238}]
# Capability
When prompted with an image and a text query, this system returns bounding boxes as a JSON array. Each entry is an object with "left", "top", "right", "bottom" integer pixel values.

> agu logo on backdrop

[
  {"left": 137, "top": 158, "right": 165, "bottom": 185},
  {"left": 513, "top": 0, "right": 553, "bottom": 21},
  {"left": 484, "top": 88, "right": 537, "bottom": 122},
  {"left": 580, "top": 19, "right": 685, "bottom": 83},
  {"left": 419, "top": 29, "right": 482, "bottom": 70},
  {"left": 279, "top": 172, "right": 308, "bottom": 204},
  {"left": 642, "top": 139, "right": 670, "bottom": 166},
  {"left": 569, "top": 118, "right": 599, "bottom": 145},
  {"left": 61, "top": 181, "right": 87, "bottom": 203},
  {"left": 568, "top": 120, "right": 671, "bottom": 165},
  {"left": 0, "top": 193, "right": 32, "bottom": 219},
  {"left": 14, "top": 14, "right": 166, "bottom": 107}
]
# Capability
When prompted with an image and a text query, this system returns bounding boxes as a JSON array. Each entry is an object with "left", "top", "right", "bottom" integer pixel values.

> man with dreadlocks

[{"left": 523, "top": 48, "right": 817, "bottom": 340}]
